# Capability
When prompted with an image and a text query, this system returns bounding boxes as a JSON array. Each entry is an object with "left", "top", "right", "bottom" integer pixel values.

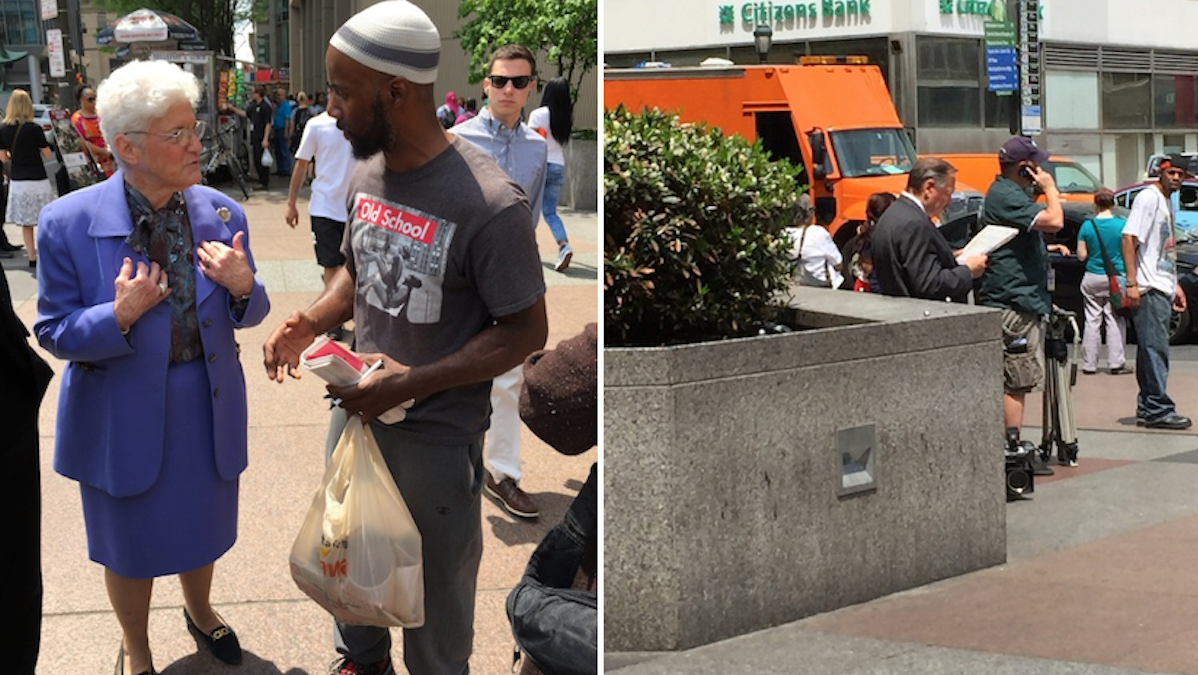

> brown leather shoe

[{"left": 485, "top": 474, "right": 539, "bottom": 519}]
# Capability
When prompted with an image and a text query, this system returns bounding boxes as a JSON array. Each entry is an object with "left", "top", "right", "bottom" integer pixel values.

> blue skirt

[{"left": 80, "top": 358, "right": 239, "bottom": 578}]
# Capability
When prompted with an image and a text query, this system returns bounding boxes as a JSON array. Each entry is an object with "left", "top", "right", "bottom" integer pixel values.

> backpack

[
  {"left": 294, "top": 107, "right": 312, "bottom": 136},
  {"left": 437, "top": 105, "right": 456, "bottom": 129}
]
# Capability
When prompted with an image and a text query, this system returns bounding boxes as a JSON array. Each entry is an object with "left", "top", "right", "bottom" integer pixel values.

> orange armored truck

[{"left": 605, "top": 57, "right": 916, "bottom": 247}]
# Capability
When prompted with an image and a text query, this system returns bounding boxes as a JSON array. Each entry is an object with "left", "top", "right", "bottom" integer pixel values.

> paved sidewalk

[
  {"left": 607, "top": 349, "right": 1198, "bottom": 675},
  {"left": 6, "top": 181, "right": 598, "bottom": 675}
]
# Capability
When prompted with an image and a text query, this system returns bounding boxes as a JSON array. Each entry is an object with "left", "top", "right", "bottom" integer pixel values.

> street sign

[
  {"left": 40, "top": 0, "right": 57, "bottom": 21},
  {"left": 46, "top": 28, "right": 65, "bottom": 78},
  {"left": 985, "top": 21, "right": 1017, "bottom": 94},
  {"left": 1018, "top": 0, "right": 1042, "bottom": 134}
]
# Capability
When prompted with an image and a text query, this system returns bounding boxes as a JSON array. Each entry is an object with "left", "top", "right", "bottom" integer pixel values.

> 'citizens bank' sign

[{"left": 719, "top": 0, "right": 870, "bottom": 26}]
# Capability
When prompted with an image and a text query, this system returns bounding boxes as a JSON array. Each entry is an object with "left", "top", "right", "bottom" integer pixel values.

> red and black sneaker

[{"left": 329, "top": 655, "right": 395, "bottom": 675}]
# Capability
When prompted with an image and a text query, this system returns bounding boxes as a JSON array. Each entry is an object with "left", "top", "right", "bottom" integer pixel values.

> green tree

[
  {"left": 455, "top": 0, "right": 597, "bottom": 106},
  {"left": 92, "top": 0, "right": 268, "bottom": 59}
]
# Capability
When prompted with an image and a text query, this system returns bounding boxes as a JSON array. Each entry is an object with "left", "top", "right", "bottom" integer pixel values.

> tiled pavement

[
  {"left": 607, "top": 342, "right": 1198, "bottom": 675},
  {"left": 5, "top": 180, "right": 598, "bottom": 675}
]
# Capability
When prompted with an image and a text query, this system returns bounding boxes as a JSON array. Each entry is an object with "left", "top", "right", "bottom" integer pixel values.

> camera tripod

[{"left": 1039, "top": 308, "right": 1080, "bottom": 467}]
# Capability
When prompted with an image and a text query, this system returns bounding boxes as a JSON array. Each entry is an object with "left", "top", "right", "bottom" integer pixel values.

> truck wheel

[{"left": 833, "top": 221, "right": 861, "bottom": 252}]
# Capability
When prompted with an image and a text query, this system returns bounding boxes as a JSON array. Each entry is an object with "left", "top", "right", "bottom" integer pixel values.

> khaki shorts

[{"left": 1002, "top": 309, "right": 1044, "bottom": 394}]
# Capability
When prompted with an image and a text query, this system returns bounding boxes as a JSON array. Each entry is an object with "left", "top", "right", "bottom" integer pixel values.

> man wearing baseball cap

[
  {"left": 1122, "top": 153, "right": 1191, "bottom": 429},
  {"left": 977, "top": 136, "right": 1064, "bottom": 473}
]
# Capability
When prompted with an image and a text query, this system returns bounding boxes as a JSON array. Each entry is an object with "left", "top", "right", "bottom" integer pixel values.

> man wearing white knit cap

[{"left": 261, "top": 2, "right": 549, "bottom": 674}]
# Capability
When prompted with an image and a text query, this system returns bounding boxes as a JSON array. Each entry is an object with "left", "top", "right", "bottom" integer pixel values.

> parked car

[
  {"left": 922, "top": 153, "right": 1105, "bottom": 205},
  {"left": 30, "top": 103, "right": 64, "bottom": 195},
  {"left": 941, "top": 200, "right": 1198, "bottom": 344},
  {"left": 1144, "top": 153, "right": 1198, "bottom": 180},
  {"left": 1114, "top": 178, "right": 1198, "bottom": 242},
  {"left": 32, "top": 103, "right": 57, "bottom": 145}
]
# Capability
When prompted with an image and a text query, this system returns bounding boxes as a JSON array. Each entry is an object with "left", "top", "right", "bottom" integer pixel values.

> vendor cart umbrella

[{"left": 95, "top": 8, "right": 204, "bottom": 47}]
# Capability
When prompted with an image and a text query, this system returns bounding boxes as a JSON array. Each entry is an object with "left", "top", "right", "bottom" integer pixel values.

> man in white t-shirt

[
  {"left": 286, "top": 111, "right": 358, "bottom": 340},
  {"left": 1122, "top": 154, "right": 1191, "bottom": 429}
]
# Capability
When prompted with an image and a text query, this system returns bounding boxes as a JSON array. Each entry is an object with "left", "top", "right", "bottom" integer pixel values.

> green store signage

[
  {"left": 941, "top": 0, "right": 1004, "bottom": 18},
  {"left": 940, "top": 0, "right": 1044, "bottom": 19},
  {"left": 719, "top": 0, "right": 871, "bottom": 26}
]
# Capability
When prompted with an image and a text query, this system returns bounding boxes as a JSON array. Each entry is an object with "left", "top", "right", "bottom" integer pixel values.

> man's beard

[{"left": 345, "top": 94, "right": 395, "bottom": 160}]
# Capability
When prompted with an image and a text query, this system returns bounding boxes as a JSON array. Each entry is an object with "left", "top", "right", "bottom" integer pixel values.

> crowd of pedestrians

[{"left": 790, "top": 135, "right": 1194, "bottom": 478}]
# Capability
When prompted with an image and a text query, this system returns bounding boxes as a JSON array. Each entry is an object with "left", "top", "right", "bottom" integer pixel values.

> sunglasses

[{"left": 486, "top": 75, "right": 533, "bottom": 90}]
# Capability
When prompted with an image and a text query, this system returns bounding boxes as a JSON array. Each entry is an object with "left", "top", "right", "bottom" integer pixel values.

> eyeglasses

[
  {"left": 124, "top": 120, "right": 206, "bottom": 146},
  {"left": 485, "top": 75, "right": 533, "bottom": 90}
]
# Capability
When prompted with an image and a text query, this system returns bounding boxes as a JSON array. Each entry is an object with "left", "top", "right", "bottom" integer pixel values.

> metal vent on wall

[
  {"left": 1154, "top": 51, "right": 1198, "bottom": 74},
  {"left": 1101, "top": 48, "right": 1152, "bottom": 72},
  {"left": 1044, "top": 44, "right": 1099, "bottom": 70}
]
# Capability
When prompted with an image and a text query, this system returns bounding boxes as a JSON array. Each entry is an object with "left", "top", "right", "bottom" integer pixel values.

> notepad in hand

[{"left": 956, "top": 225, "right": 1020, "bottom": 263}]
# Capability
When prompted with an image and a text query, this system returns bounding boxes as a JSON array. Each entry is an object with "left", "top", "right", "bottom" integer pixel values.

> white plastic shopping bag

[
  {"left": 289, "top": 415, "right": 424, "bottom": 626},
  {"left": 261, "top": 146, "right": 274, "bottom": 168}
]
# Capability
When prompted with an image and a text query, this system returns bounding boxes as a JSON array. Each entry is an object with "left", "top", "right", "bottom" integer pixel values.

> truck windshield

[
  {"left": 830, "top": 129, "right": 917, "bottom": 178},
  {"left": 1045, "top": 160, "right": 1101, "bottom": 195}
]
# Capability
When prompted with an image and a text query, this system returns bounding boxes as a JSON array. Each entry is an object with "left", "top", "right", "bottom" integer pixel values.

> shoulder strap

[{"left": 1090, "top": 218, "right": 1119, "bottom": 278}]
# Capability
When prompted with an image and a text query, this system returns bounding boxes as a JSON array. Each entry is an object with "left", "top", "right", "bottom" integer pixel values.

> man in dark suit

[
  {"left": 0, "top": 268, "right": 54, "bottom": 673},
  {"left": 873, "top": 156, "right": 988, "bottom": 302}
]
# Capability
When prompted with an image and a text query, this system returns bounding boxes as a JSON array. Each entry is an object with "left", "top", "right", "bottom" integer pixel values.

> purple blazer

[{"left": 34, "top": 172, "right": 270, "bottom": 498}]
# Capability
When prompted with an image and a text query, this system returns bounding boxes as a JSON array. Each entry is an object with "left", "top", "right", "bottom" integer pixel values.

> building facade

[
  {"left": 267, "top": 0, "right": 598, "bottom": 129},
  {"left": 605, "top": 0, "right": 1198, "bottom": 189}
]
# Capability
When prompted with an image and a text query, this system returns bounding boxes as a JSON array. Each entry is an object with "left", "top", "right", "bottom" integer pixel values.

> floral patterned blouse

[{"left": 123, "top": 183, "right": 203, "bottom": 364}]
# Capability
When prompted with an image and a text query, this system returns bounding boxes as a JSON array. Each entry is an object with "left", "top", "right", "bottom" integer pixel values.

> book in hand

[
  {"left": 956, "top": 225, "right": 1019, "bottom": 264},
  {"left": 300, "top": 336, "right": 369, "bottom": 386},
  {"left": 300, "top": 337, "right": 415, "bottom": 423}
]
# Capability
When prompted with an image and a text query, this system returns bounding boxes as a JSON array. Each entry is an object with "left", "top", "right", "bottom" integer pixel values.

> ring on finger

[{"left": 158, "top": 281, "right": 168, "bottom": 295}]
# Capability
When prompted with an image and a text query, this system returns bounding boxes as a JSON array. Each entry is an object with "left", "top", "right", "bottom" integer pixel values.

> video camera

[{"left": 1005, "top": 439, "right": 1035, "bottom": 500}]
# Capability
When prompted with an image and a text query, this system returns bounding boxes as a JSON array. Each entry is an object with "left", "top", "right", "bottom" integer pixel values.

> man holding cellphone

[{"left": 978, "top": 136, "right": 1064, "bottom": 472}]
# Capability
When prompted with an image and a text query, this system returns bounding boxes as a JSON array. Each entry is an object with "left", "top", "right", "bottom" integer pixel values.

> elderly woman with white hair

[{"left": 34, "top": 60, "right": 269, "bottom": 675}]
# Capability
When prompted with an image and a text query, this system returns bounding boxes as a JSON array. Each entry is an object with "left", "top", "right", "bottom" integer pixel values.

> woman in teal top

[{"left": 1076, "top": 188, "right": 1131, "bottom": 375}]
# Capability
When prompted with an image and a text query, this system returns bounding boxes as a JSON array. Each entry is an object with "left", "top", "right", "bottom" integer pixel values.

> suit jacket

[
  {"left": 35, "top": 172, "right": 270, "bottom": 497},
  {"left": 1, "top": 259, "right": 51, "bottom": 675},
  {"left": 872, "top": 195, "right": 973, "bottom": 302}
]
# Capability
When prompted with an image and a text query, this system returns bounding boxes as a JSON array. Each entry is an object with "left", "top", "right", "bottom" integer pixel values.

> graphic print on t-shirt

[
  {"left": 1157, "top": 205, "right": 1177, "bottom": 275},
  {"left": 351, "top": 193, "right": 457, "bottom": 324}
]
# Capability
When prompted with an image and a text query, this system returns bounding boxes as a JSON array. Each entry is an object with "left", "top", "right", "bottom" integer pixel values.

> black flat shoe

[
  {"left": 184, "top": 608, "right": 243, "bottom": 664},
  {"left": 0, "top": 241, "right": 21, "bottom": 251},
  {"left": 115, "top": 645, "right": 158, "bottom": 675}
]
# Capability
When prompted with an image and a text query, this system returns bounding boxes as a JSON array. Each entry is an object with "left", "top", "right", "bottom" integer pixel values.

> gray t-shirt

[{"left": 342, "top": 137, "right": 546, "bottom": 443}]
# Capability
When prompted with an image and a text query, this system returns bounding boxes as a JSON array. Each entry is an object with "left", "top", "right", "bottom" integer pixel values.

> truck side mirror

[{"left": 809, "top": 129, "right": 828, "bottom": 180}]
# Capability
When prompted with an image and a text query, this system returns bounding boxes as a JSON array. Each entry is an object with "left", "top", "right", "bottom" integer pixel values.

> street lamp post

[{"left": 753, "top": 24, "right": 773, "bottom": 64}]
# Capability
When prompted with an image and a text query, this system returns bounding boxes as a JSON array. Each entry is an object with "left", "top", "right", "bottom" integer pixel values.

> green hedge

[{"left": 604, "top": 106, "right": 801, "bottom": 347}]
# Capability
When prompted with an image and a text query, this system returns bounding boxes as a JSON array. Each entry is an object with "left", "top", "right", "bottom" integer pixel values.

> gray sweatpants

[{"left": 325, "top": 407, "right": 485, "bottom": 674}]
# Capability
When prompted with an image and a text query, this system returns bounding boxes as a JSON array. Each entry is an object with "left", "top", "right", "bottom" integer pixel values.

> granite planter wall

[
  {"left": 604, "top": 287, "right": 1007, "bottom": 652},
  {"left": 564, "top": 137, "right": 597, "bottom": 212}
]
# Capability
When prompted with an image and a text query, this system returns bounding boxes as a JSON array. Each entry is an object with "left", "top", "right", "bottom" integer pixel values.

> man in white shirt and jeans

[
  {"left": 1123, "top": 154, "right": 1191, "bottom": 429},
  {"left": 285, "top": 111, "right": 358, "bottom": 340}
]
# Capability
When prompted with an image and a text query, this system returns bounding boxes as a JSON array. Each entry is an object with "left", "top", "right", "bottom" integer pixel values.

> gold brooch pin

[{"left": 216, "top": 206, "right": 231, "bottom": 223}]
